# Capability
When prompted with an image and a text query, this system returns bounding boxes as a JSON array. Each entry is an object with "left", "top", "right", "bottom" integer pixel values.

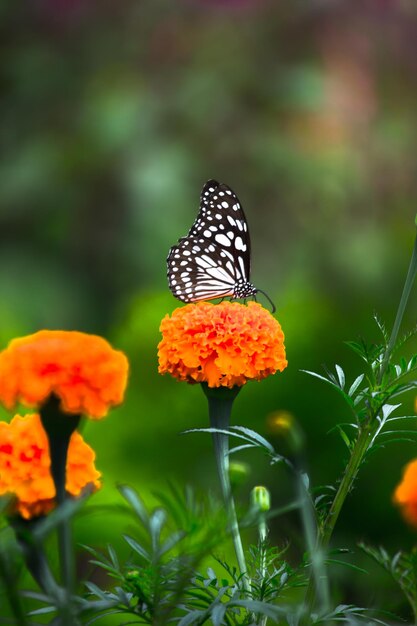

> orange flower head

[
  {"left": 0, "top": 413, "right": 101, "bottom": 519},
  {"left": 0, "top": 330, "right": 129, "bottom": 419},
  {"left": 158, "top": 301, "right": 287, "bottom": 388},
  {"left": 394, "top": 459, "right": 417, "bottom": 527}
]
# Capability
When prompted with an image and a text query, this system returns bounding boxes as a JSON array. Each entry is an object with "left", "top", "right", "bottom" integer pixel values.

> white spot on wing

[
  {"left": 235, "top": 236, "right": 246, "bottom": 251},
  {"left": 225, "top": 260, "right": 235, "bottom": 275},
  {"left": 238, "top": 256, "right": 246, "bottom": 279},
  {"left": 207, "top": 267, "right": 234, "bottom": 284},
  {"left": 196, "top": 257, "right": 211, "bottom": 269},
  {"left": 215, "top": 233, "right": 232, "bottom": 247}
]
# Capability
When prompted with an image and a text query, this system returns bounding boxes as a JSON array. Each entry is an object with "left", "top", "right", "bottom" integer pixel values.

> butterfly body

[{"left": 167, "top": 179, "right": 274, "bottom": 311}]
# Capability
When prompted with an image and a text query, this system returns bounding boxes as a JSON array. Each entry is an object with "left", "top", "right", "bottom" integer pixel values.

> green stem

[
  {"left": 302, "top": 425, "right": 374, "bottom": 625},
  {"left": 0, "top": 548, "right": 29, "bottom": 626},
  {"left": 320, "top": 425, "right": 372, "bottom": 550},
  {"left": 201, "top": 384, "right": 249, "bottom": 592},
  {"left": 378, "top": 230, "right": 417, "bottom": 384},
  {"left": 298, "top": 472, "right": 329, "bottom": 616},
  {"left": 258, "top": 515, "right": 268, "bottom": 626},
  {"left": 303, "top": 227, "right": 417, "bottom": 624},
  {"left": 40, "top": 394, "right": 81, "bottom": 625},
  {"left": 12, "top": 517, "right": 62, "bottom": 596}
]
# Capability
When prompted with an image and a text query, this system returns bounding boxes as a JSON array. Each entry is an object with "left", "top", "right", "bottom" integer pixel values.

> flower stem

[
  {"left": 12, "top": 517, "right": 62, "bottom": 597},
  {"left": 378, "top": 229, "right": 417, "bottom": 384},
  {"left": 0, "top": 547, "right": 29, "bottom": 626},
  {"left": 303, "top": 227, "right": 417, "bottom": 624},
  {"left": 201, "top": 384, "right": 249, "bottom": 592},
  {"left": 302, "top": 426, "right": 374, "bottom": 625},
  {"left": 320, "top": 425, "right": 372, "bottom": 550},
  {"left": 40, "top": 394, "right": 80, "bottom": 623}
]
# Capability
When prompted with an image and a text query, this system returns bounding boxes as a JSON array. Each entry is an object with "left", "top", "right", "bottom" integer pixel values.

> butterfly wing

[
  {"left": 188, "top": 180, "right": 251, "bottom": 279},
  {"left": 168, "top": 236, "right": 238, "bottom": 302},
  {"left": 167, "top": 180, "right": 252, "bottom": 303}
]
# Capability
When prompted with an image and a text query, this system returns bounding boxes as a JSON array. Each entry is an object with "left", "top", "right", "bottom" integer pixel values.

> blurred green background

[{"left": 2, "top": 0, "right": 417, "bottom": 620}]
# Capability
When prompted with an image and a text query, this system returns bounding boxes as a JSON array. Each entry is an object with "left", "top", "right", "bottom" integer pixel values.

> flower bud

[
  {"left": 266, "top": 410, "right": 304, "bottom": 453},
  {"left": 251, "top": 486, "right": 271, "bottom": 512},
  {"left": 229, "top": 461, "right": 250, "bottom": 489}
]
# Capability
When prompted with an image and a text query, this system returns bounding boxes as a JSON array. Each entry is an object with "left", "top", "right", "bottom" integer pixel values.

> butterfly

[{"left": 167, "top": 179, "right": 275, "bottom": 312}]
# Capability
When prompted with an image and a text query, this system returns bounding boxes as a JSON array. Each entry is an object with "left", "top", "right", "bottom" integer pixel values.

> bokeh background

[{"left": 2, "top": 0, "right": 417, "bottom": 620}]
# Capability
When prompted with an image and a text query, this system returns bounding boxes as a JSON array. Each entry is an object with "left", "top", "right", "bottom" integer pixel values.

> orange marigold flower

[
  {"left": 393, "top": 459, "right": 417, "bottom": 527},
  {"left": 158, "top": 301, "right": 287, "bottom": 388},
  {"left": 0, "top": 330, "right": 129, "bottom": 419},
  {"left": 0, "top": 414, "right": 101, "bottom": 519}
]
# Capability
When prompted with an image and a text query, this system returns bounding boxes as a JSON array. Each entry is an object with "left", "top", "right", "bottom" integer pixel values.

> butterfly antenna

[{"left": 256, "top": 289, "right": 276, "bottom": 314}]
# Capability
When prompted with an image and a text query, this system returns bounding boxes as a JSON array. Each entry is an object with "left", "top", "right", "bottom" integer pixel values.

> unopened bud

[
  {"left": 251, "top": 486, "right": 271, "bottom": 512},
  {"left": 266, "top": 410, "right": 293, "bottom": 433},
  {"left": 125, "top": 570, "right": 140, "bottom": 582},
  {"left": 266, "top": 410, "right": 304, "bottom": 452},
  {"left": 229, "top": 461, "right": 250, "bottom": 489}
]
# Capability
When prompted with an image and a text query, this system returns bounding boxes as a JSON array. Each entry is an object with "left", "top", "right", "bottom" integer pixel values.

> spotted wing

[
  {"left": 167, "top": 179, "right": 252, "bottom": 303},
  {"left": 186, "top": 179, "right": 251, "bottom": 281},
  {"left": 167, "top": 236, "right": 238, "bottom": 303}
]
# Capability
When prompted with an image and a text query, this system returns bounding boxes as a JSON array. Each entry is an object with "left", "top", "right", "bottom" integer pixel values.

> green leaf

[
  {"left": 335, "top": 365, "right": 345, "bottom": 389},
  {"left": 324, "top": 558, "right": 367, "bottom": 574},
  {"left": 85, "top": 610, "right": 126, "bottom": 626},
  {"left": 28, "top": 606, "right": 57, "bottom": 616},
  {"left": 107, "top": 544, "right": 120, "bottom": 570},
  {"left": 230, "top": 599, "right": 287, "bottom": 619},
  {"left": 232, "top": 426, "right": 276, "bottom": 453},
  {"left": 149, "top": 508, "right": 167, "bottom": 551},
  {"left": 118, "top": 485, "right": 149, "bottom": 528},
  {"left": 178, "top": 610, "right": 206, "bottom": 626},
  {"left": 32, "top": 492, "right": 89, "bottom": 541},
  {"left": 335, "top": 426, "right": 352, "bottom": 450},
  {"left": 159, "top": 530, "right": 186, "bottom": 556},
  {"left": 229, "top": 443, "right": 257, "bottom": 455},
  {"left": 373, "top": 313, "right": 389, "bottom": 343},
  {"left": 302, "top": 370, "right": 332, "bottom": 384},
  {"left": 348, "top": 374, "right": 364, "bottom": 397},
  {"left": 85, "top": 581, "right": 109, "bottom": 599},
  {"left": 123, "top": 535, "right": 150, "bottom": 561}
]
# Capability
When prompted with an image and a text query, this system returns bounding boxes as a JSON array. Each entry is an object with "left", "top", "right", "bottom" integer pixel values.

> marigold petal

[
  {"left": 0, "top": 330, "right": 129, "bottom": 419},
  {"left": 0, "top": 414, "right": 101, "bottom": 519},
  {"left": 393, "top": 459, "right": 417, "bottom": 527},
  {"left": 158, "top": 301, "right": 287, "bottom": 388}
]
